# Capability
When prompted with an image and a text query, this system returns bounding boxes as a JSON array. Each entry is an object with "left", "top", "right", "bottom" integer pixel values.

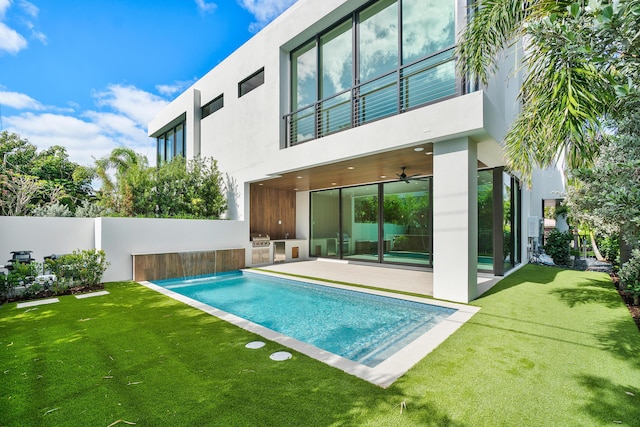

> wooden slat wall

[
  {"left": 250, "top": 185, "right": 296, "bottom": 240},
  {"left": 133, "top": 249, "right": 245, "bottom": 281}
]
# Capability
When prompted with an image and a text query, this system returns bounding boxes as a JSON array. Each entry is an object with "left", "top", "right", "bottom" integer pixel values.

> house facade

[{"left": 148, "top": 0, "right": 565, "bottom": 303}]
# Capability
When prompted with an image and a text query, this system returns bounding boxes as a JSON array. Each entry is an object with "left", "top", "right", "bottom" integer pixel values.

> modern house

[{"left": 148, "top": 0, "right": 565, "bottom": 303}]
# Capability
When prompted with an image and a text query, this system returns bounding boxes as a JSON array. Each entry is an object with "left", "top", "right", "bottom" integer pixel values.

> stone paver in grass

[
  {"left": 75, "top": 290, "right": 110, "bottom": 299},
  {"left": 16, "top": 298, "right": 60, "bottom": 308}
]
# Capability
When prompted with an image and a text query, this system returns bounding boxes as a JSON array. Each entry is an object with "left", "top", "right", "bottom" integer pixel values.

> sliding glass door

[
  {"left": 382, "top": 180, "right": 432, "bottom": 266},
  {"left": 343, "top": 185, "right": 379, "bottom": 261},
  {"left": 309, "top": 168, "right": 519, "bottom": 273}
]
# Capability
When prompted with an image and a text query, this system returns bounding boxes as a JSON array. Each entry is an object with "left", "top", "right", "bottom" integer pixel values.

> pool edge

[{"left": 138, "top": 274, "right": 479, "bottom": 388}]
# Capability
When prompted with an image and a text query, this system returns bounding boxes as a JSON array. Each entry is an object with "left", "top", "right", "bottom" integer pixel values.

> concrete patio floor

[{"left": 258, "top": 258, "right": 502, "bottom": 299}]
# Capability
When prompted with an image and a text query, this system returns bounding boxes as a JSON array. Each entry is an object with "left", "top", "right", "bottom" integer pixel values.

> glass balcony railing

[{"left": 285, "top": 47, "right": 461, "bottom": 147}]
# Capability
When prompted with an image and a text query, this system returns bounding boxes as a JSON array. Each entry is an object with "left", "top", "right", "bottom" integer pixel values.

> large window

[
  {"left": 319, "top": 20, "right": 353, "bottom": 135},
  {"left": 477, "top": 170, "right": 494, "bottom": 271},
  {"left": 382, "top": 180, "right": 431, "bottom": 266},
  {"left": 310, "top": 190, "right": 340, "bottom": 257},
  {"left": 343, "top": 184, "right": 379, "bottom": 261},
  {"left": 157, "top": 121, "right": 185, "bottom": 164},
  {"left": 291, "top": 41, "right": 317, "bottom": 142},
  {"left": 477, "top": 169, "right": 521, "bottom": 274},
  {"left": 310, "top": 168, "right": 519, "bottom": 272},
  {"left": 402, "top": 0, "right": 454, "bottom": 64},
  {"left": 359, "top": 0, "right": 398, "bottom": 82},
  {"left": 310, "top": 180, "right": 432, "bottom": 267},
  {"left": 287, "top": 0, "right": 458, "bottom": 146}
]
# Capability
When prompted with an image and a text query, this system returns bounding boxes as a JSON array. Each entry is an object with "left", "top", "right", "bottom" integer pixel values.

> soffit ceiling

[{"left": 253, "top": 143, "right": 488, "bottom": 192}]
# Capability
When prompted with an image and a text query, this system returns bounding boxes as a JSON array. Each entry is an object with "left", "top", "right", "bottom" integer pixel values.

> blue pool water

[{"left": 153, "top": 271, "right": 455, "bottom": 367}]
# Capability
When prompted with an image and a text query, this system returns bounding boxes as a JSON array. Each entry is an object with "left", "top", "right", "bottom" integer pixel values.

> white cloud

[
  {"left": 0, "top": 90, "right": 43, "bottom": 109},
  {"left": 2, "top": 85, "right": 168, "bottom": 167},
  {"left": 0, "top": 22, "right": 27, "bottom": 54},
  {"left": 25, "top": 19, "right": 46, "bottom": 44},
  {"left": 18, "top": 0, "right": 38, "bottom": 18},
  {"left": 238, "top": 0, "right": 297, "bottom": 32},
  {"left": 94, "top": 84, "right": 169, "bottom": 128},
  {"left": 195, "top": 0, "right": 217, "bottom": 14},
  {"left": 5, "top": 112, "right": 115, "bottom": 166},
  {"left": 5, "top": 111, "right": 156, "bottom": 167},
  {"left": 0, "top": 0, "right": 46, "bottom": 53},
  {"left": 156, "top": 79, "right": 196, "bottom": 97},
  {"left": 0, "top": 0, "right": 10, "bottom": 17}
]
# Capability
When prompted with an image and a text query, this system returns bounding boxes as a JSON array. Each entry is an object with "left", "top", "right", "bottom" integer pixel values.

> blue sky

[{"left": 0, "top": 0, "right": 297, "bottom": 166}]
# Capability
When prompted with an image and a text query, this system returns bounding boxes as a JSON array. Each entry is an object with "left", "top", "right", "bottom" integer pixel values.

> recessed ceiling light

[
  {"left": 258, "top": 183, "right": 264, "bottom": 186},
  {"left": 331, "top": 182, "right": 337, "bottom": 185},
  {"left": 294, "top": 188, "right": 298, "bottom": 191},
  {"left": 414, "top": 147, "right": 424, "bottom": 152},
  {"left": 347, "top": 166, "right": 355, "bottom": 170},
  {"left": 380, "top": 175, "right": 386, "bottom": 178},
  {"left": 425, "top": 151, "right": 433, "bottom": 155},
  {"left": 296, "top": 176, "right": 303, "bottom": 179}
]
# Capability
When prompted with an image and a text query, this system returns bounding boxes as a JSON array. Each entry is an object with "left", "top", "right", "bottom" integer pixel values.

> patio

[{"left": 259, "top": 258, "right": 503, "bottom": 298}]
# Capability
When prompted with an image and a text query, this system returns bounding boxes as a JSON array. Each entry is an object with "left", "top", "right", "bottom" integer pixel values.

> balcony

[{"left": 285, "top": 47, "right": 462, "bottom": 147}]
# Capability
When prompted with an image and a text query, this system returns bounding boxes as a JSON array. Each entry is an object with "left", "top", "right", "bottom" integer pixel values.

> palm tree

[
  {"left": 456, "top": 0, "right": 639, "bottom": 181},
  {"left": 94, "top": 147, "right": 147, "bottom": 213}
]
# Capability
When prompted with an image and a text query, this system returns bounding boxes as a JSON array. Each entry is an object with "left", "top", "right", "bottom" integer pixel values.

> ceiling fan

[{"left": 396, "top": 166, "right": 424, "bottom": 183}]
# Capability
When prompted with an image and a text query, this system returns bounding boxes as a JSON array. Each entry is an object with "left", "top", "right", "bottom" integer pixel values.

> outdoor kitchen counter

[{"left": 270, "top": 239, "right": 307, "bottom": 263}]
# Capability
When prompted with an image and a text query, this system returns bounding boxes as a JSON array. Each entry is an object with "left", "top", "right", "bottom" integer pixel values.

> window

[
  {"left": 402, "top": 0, "right": 454, "bottom": 65},
  {"left": 319, "top": 20, "right": 352, "bottom": 99},
  {"left": 286, "top": 0, "right": 458, "bottom": 146},
  {"left": 291, "top": 41, "right": 316, "bottom": 111},
  {"left": 156, "top": 121, "right": 186, "bottom": 164},
  {"left": 359, "top": 0, "right": 398, "bottom": 82},
  {"left": 239, "top": 68, "right": 265, "bottom": 97},
  {"left": 202, "top": 94, "right": 224, "bottom": 119},
  {"left": 310, "top": 180, "right": 433, "bottom": 267}
]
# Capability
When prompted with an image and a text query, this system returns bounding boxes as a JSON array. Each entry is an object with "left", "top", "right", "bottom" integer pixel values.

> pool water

[{"left": 153, "top": 271, "right": 456, "bottom": 368}]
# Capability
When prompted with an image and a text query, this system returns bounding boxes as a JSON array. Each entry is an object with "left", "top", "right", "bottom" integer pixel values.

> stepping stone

[
  {"left": 245, "top": 341, "right": 266, "bottom": 349},
  {"left": 17, "top": 298, "right": 59, "bottom": 308},
  {"left": 270, "top": 351, "right": 292, "bottom": 361},
  {"left": 75, "top": 291, "right": 110, "bottom": 299}
]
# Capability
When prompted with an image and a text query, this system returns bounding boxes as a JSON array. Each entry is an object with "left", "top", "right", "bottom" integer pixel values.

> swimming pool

[
  {"left": 143, "top": 270, "right": 479, "bottom": 387},
  {"left": 153, "top": 271, "right": 453, "bottom": 368}
]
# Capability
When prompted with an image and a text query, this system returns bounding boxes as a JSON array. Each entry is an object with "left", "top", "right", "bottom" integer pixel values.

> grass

[{"left": 1, "top": 264, "right": 639, "bottom": 426}]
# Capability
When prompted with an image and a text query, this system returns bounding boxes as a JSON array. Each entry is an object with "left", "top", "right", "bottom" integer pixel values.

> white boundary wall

[
  {"left": 0, "top": 217, "right": 247, "bottom": 283},
  {"left": 0, "top": 216, "right": 95, "bottom": 266}
]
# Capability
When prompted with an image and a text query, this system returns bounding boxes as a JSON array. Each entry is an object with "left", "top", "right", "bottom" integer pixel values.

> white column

[
  {"left": 187, "top": 88, "right": 201, "bottom": 159},
  {"left": 432, "top": 137, "right": 478, "bottom": 303}
]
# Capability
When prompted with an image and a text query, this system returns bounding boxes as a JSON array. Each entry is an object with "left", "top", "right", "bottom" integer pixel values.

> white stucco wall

[
  {"left": 0, "top": 217, "right": 248, "bottom": 283},
  {"left": 96, "top": 217, "right": 246, "bottom": 282},
  {"left": 0, "top": 216, "right": 95, "bottom": 267}
]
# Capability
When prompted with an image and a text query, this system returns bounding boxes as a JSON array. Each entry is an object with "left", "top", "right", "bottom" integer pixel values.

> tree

[
  {"left": 94, "top": 147, "right": 148, "bottom": 214},
  {"left": 457, "top": 0, "right": 640, "bottom": 181},
  {"left": 0, "top": 171, "right": 43, "bottom": 216},
  {"left": 565, "top": 123, "right": 640, "bottom": 249},
  {"left": 94, "top": 148, "right": 227, "bottom": 219},
  {"left": 0, "top": 131, "right": 93, "bottom": 215}
]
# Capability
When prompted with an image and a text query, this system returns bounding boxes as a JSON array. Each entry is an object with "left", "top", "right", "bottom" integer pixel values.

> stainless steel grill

[
  {"left": 251, "top": 234, "right": 271, "bottom": 247},
  {"left": 251, "top": 234, "right": 271, "bottom": 264}
]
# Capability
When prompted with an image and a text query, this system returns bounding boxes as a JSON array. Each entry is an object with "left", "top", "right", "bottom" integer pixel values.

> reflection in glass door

[
  {"left": 382, "top": 180, "right": 432, "bottom": 266},
  {"left": 342, "top": 185, "right": 379, "bottom": 261},
  {"left": 310, "top": 190, "right": 340, "bottom": 258}
]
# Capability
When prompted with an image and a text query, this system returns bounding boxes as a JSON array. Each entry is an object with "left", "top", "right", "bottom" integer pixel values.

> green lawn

[{"left": 1, "top": 265, "right": 638, "bottom": 426}]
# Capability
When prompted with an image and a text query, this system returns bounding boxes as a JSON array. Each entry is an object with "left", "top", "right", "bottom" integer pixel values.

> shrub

[
  {"left": 544, "top": 229, "right": 574, "bottom": 266},
  {"left": 597, "top": 234, "right": 620, "bottom": 264},
  {"left": 0, "top": 262, "right": 40, "bottom": 301},
  {"left": 619, "top": 249, "right": 640, "bottom": 305},
  {"left": 49, "top": 249, "right": 109, "bottom": 286}
]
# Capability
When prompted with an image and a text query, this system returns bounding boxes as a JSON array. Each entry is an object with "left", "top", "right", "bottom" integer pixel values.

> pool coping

[{"left": 139, "top": 270, "right": 480, "bottom": 388}]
